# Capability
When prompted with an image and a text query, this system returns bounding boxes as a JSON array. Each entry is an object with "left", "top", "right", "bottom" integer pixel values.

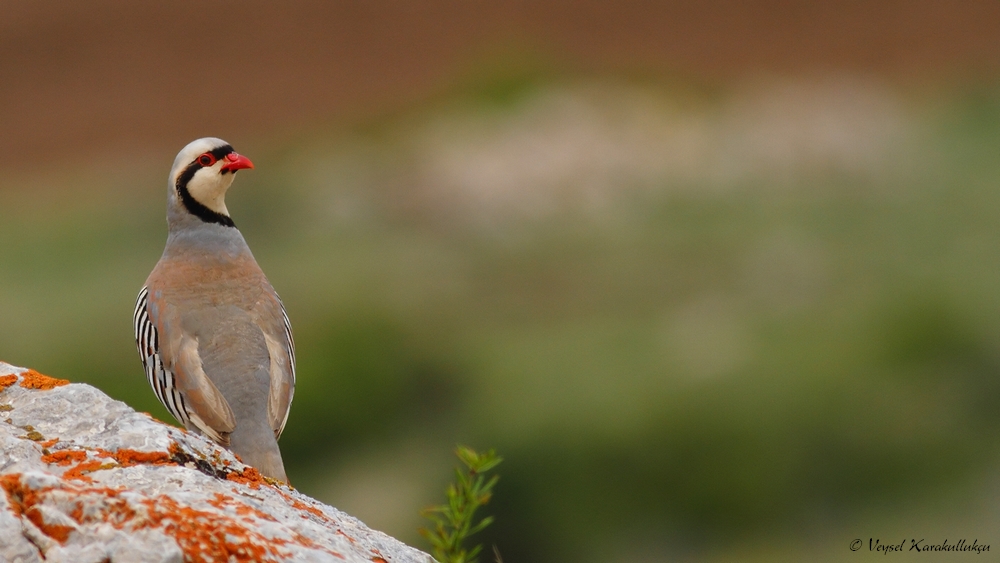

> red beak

[{"left": 221, "top": 152, "right": 254, "bottom": 173}]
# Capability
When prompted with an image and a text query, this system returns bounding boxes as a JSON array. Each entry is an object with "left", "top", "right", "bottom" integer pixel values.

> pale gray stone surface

[{"left": 0, "top": 362, "right": 431, "bottom": 563}]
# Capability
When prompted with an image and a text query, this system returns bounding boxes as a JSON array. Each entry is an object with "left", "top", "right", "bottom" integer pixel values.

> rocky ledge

[{"left": 0, "top": 362, "right": 430, "bottom": 563}]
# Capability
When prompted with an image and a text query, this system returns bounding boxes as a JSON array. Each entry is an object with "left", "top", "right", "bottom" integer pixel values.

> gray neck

[
  {"left": 164, "top": 207, "right": 251, "bottom": 259},
  {"left": 164, "top": 186, "right": 250, "bottom": 258}
]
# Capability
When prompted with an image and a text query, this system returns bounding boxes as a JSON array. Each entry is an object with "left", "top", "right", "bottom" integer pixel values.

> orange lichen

[
  {"left": 168, "top": 441, "right": 183, "bottom": 456},
  {"left": 0, "top": 474, "right": 34, "bottom": 516},
  {"left": 204, "top": 496, "right": 342, "bottom": 558},
  {"left": 40, "top": 438, "right": 60, "bottom": 448},
  {"left": 0, "top": 474, "right": 75, "bottom": 543},
  {"left": 297, "top": 534, "right": 345, "bottom": 559},
  {"left": 27, "top": 507, "right": 74, "bottom": 542},
  {"left": 69, "top": 490, "right": 139, "bottom": 529},
  {"left": 6, "top": 474, "right": 285, "bottom": 556},
  {"left": 0, "top": 374, "right": 17, "bottom": 392},
  {"left": 371, "top": 558, "right": 388, "bottom": 563},
  {"left": 207, "top": 492, "right": 232, "bottom": 508},
  {"left": 208, "top": 492, "right": 280, "bottom": 525},
  {"left": 226, "top": 466, "right": 269, "bottom": 490},
  {"left": 96, "top": 448, "right": 173, "bottom": 467},
  {"left": 41, "top": 447, "right": 176, "bottom": 484},
  {"left": 287, "top": 495, "right": 327, "bottom": 519},
  {"left": 118, "top": 449, "right": 173, "bottom": 465},
  {"left": 137, "top": 495, "right": 292, "bottom": 563},
  {"left": 63, "top": 460, "right": 108, "bottom": 482},
  {"left": 42, "top": 450, "right": 88, "bottom": 466},
  {"left": 18, "top": 369, "right": 70, "bottom": 390},
  {"left": 5, "top": 426, "right": 350, "bottom": 560}
]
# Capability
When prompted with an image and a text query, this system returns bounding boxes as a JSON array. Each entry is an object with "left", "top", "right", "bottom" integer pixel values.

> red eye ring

[{"left": 198, "top": 153, "right": 217, "bottom": 167}]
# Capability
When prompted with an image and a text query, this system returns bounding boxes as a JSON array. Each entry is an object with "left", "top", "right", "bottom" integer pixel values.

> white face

[{"left": 169, "top": 137, "right": 237, "bottom": 217}]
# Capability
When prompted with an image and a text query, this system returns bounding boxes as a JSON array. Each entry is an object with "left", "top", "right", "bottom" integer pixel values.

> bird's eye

[{"left": 198, "top": 153, "right": 216, "bottom": 167}]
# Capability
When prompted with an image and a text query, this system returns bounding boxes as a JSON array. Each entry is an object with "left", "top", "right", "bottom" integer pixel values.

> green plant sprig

[{"left": 420, "top": 446, "right": 503, "bottom": 563}]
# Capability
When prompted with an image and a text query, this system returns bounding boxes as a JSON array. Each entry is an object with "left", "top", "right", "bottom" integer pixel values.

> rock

[{"left": 0, "top": 362, "right": 431, "bottom": 563}]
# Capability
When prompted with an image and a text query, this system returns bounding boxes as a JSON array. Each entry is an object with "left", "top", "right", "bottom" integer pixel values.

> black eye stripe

[{"left": 209, "top": 144, "right": 234, "bottom": 160}]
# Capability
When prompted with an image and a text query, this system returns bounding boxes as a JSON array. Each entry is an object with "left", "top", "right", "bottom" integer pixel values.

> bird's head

[{"left": 168, "top": 137, "right": 254, "bottom": 228}]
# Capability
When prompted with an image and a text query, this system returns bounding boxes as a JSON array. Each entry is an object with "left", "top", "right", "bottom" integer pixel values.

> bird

[{"left": 133, "top": 137, "right": 295, "bottom": 482}]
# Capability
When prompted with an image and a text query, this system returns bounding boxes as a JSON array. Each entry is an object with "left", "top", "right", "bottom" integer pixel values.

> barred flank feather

[
  {"left": 276, "top": 298, "right": 296, "bottom": 438},
  {"left": 133, "top": 287, "right": 191, "bottom": 428}
]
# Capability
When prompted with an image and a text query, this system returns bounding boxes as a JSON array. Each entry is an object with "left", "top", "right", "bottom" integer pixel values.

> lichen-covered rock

[{"left": 0, "top": 362, "right": 430, "bottom": 563}]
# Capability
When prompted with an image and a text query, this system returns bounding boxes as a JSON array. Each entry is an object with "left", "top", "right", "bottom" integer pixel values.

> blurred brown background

[
  {"left": 4, "top": 1, "right": 1000, "bottom": 167},
  {"left": 4, "top": 2, "right": 1000, "bottom": 562}
]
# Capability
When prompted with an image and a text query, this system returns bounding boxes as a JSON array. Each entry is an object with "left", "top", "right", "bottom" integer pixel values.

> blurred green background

[{"left": 4, "top": 2, "right": 1000, "bottom": 561}]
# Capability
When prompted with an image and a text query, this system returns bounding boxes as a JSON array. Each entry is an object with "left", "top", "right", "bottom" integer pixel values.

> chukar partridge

[{"left": 133, "top": 137, "right": 294, "bottom": 482}]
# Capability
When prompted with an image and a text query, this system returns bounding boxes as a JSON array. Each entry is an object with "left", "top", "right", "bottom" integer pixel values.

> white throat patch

[{"left": 183, "top": 166, "right": 235, "bottom": 217}]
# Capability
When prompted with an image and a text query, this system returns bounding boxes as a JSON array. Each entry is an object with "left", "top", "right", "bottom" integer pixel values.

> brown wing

[
  {"left": 252, "top": 288, "right": 296, "bottom": 439},
  {"left": 135, "top": 286, "right": 237, "bottom": 445}
]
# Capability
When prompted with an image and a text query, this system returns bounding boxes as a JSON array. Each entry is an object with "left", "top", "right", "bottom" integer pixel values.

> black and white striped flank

[{"left": 133, "top": 286, "right": 192, "bottom": 429}]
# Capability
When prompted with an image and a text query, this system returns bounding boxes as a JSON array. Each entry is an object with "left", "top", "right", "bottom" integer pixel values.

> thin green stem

[{"left": 420, "top": 446, "right": 503, "bottom": 563}]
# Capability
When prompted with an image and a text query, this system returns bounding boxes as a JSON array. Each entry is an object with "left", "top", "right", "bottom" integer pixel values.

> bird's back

[{"left": 143, "top": 230, "right": 289, "bottom": 480}]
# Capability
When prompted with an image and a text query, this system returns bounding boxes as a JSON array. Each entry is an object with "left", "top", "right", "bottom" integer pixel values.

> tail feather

[{"left": 229, "top": 422, "right": 288, "bottom": 482}]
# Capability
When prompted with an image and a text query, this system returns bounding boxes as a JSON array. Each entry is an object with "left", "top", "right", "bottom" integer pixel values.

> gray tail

[{"left": 229, "top": 423, "right": 288, "bottom": 482}]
